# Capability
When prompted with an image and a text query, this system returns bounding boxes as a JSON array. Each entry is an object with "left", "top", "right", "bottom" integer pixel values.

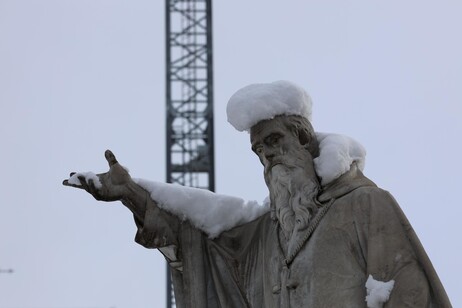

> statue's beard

[{"left": 267, "top": 164, "right": 320, "bottom": 239}]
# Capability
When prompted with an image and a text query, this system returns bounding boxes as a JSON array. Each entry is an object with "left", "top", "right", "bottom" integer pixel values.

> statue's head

[
  {"left": 227, "top": 81, "right": 320, "bottom": 229},
  {"left": 250, "top": 115, "right": 319, "bottom": 181},
  {"left": 228, "top": 81, "right": 319, "bottom": 187},
  {"left": 227, "top": 80, "right": 318, "bottom": 177}
]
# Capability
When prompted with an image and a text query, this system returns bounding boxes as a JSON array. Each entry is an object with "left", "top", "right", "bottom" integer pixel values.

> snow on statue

[{"left": 64, "top": 81, "right": 451, "bottom": 307}]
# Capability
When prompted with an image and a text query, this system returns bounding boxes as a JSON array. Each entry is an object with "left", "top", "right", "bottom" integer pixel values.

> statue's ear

[
  {"left": 299, "top": 129, "right": 320, "bottom": 158},
  {"left": 298, "top": 129, "right": 311, "bottom": 146}
]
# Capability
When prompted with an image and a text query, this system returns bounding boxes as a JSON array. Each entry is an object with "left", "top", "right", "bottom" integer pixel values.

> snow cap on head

[{"left": 226, "top": 80, "right": 313, "bottom": 132}]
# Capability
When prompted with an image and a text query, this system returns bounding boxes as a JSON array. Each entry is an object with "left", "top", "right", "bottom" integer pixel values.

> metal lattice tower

[{"left": 165, "top": 0, "right": 214, "bottom": 307}]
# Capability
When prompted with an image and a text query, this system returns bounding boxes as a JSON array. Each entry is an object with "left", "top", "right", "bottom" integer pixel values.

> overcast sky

[{"left": 1, "top": 1, "right": 461, "bottom": 307}]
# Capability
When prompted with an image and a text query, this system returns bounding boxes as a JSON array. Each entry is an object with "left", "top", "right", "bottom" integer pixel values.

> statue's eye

[
  {"left": 267, "top": 134, "right": 282, "bottom": 146},
  {"left": 256, "top": 147, "right": 263, "bottom": 154}
]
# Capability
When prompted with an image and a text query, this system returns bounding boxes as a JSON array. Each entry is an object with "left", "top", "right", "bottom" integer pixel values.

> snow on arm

[
  {"left": 68, "top": 172, "right": 102, "bottom": 189},
  {"left": 134, "top": 179, "right": 269, "bottom": 238},
  {"left": 313, "top": 132, "right": 366, "bottom": 185},
  {"left": 365, "top": 275, "right": 395, "bottom": 308}
]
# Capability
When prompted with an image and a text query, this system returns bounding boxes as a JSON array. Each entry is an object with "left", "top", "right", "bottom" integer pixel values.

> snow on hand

[
  {"left": 68, "top": 172, "right": 102, "bottom": 189},
  {"left": 365, "top": 275, "right": 395, "bottom": 308}
]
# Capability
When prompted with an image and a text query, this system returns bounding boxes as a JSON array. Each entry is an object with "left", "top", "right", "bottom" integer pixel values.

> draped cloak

[{"left": 132, "top": 165, "right": 452, "bottom": 307}]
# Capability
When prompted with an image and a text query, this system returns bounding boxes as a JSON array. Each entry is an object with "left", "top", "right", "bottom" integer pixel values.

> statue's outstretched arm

[
  {"left": 62, "top": 150, "right": 149, "bottom": 222},
  {"left": 63, "top": 150, "right": 268, "bottom": 240}
]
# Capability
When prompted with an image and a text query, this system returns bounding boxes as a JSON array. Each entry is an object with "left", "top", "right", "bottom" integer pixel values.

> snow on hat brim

[{"left": 226, "top": 80, "right": 313, "bottom": 132}]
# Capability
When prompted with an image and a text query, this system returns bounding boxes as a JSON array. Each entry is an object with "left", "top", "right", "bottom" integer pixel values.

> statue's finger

[
  {"left": 87, "top": 179, "right": 102, "bottom": 200},
  {"left": 62, "top": 179, "right": 85, "bottom": 189},
  {"left": 78, "top": 175, "right": 90, "bottom": 191},
  {"left": 105, "top": 150, "right": 118, "bottom": 167}
]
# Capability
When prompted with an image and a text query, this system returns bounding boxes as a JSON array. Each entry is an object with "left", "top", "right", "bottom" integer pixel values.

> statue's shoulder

[{"left": 341, "top": 184, "right": 404, "bottom": 224}]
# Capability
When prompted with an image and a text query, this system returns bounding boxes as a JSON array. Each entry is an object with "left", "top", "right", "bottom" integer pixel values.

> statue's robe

[{"left": 132, "top": 165, "right": 451, "bottom": 307}]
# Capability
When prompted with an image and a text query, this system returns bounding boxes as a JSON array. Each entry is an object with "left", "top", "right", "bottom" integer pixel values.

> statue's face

[{"left": 250, "top": 118, "right": 310, "bottom": 177}]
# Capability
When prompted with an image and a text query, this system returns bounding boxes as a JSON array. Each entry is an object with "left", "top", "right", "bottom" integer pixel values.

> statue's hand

[{"left": 63, "top": 150, "right": 131, "bottom": 202}]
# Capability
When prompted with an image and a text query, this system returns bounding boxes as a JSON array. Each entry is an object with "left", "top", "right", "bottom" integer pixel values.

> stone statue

[{"left": 64, "top": 81, "right": 451, "bottom": 307}]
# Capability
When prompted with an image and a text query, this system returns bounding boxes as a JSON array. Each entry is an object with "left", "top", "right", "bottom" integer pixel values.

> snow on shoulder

[
  {"left": 365, "top": 275, "right": 395, "bottom": 308},
  {"left": 314, "top": 132, "right": 366, "bottom": 185},
  {"left": 227, "top": 80, "right": 312, "bottom": 131}
]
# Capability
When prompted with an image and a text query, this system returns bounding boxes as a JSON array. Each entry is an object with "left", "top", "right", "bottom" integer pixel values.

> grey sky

[{"left": 1, "top": 0, "right": 461, "bottom": 307}]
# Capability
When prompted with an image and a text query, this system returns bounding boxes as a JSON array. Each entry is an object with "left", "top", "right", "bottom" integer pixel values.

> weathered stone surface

[{"left": 64, "top": 115, "right": 451, "bottom": 308}]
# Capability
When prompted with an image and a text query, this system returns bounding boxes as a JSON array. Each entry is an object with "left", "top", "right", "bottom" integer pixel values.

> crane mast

[{"left": 165, "top": 0, "right": 214, "bottom": 307}]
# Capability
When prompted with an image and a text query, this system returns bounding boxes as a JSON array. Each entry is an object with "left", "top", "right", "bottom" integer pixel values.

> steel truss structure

[{"left": 165, "top": 0, "right": 214, "bottom": 307}]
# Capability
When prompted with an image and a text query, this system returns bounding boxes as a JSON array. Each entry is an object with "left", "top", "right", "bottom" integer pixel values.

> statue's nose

[{"left": 264, "top": 147, "right": 276, "bottom": 161}]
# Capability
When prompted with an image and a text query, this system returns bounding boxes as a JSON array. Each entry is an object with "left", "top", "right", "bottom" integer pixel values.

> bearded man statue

[{"left": 64, "top": 81, "right": 452, "bottom": 307}]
